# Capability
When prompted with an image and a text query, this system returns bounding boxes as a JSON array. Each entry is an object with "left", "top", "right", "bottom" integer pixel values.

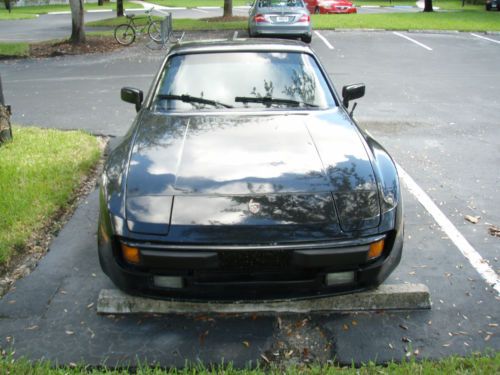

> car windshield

[
  {"left": 257, "top": 0, "right": 304, "bottom": 7},
  {"left": 153, "top": 51, "right": 336, "bottom": 112}
]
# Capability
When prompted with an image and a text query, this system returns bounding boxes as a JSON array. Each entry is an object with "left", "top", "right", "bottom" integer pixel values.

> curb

[{"left": 97, "top": 283, "right": 432, "bottom": 315}]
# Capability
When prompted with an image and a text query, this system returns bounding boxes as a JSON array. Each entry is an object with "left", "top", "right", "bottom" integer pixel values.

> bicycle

[
  {"left": 145, "top": 12, "right": 185, "bottom": 50},
  {"left": 114, "top": 8, "right": 162, "bottom": 46}
]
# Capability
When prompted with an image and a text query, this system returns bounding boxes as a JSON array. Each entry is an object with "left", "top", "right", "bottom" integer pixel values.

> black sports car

[{"left": 98, "top": 39, "right": 403, "bottom": 300}]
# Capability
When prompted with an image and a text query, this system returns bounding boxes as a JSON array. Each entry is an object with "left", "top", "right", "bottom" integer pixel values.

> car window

[
  {"left": 153, "top": 52, "right": 336, "bottom": 112},
  {"left": 258, "top": 0, "right": 304, "bottom": 7}
]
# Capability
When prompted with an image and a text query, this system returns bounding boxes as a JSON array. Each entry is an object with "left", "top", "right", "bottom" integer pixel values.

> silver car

[{"left": 248, "top": 0, "right": 312, "bottom": 43}]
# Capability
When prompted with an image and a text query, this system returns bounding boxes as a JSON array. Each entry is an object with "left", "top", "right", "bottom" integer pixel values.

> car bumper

[
  {"left": 98, "top": 226, "right": 403, "bottom": 301},
  {"left": 320, "top": 7, "right": 357, "bottom": 14},
  {"left": 250, "top": 23, "right": 312, "bottom": 38}
]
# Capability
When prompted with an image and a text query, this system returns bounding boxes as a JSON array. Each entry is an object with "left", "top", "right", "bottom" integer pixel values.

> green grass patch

[
  {"left": 0, "top": 42, "right": 29, "bottom": 58},
  {"left": 312, "top": 10, "right": 500, "bottom": 31},
  {"left": 87, "top": 16, "right": 248, "bottom": 30},
  {"left": 0, "top": 352, "right": 499, "bottom": 374},
  {"left": 87, "top": 15, "right": 163, "bottom": 27},
  {"left": 146, "top": 0, "right": 248, "bottom": 8},
  {"left": 0, "top": 2, "right": 140, "bottom": 20},
  {"left": 0, "top": 127, "right": 100, "bottom": 265},
  {"left": 354, "top": 0, "right": 485, "bottom": 9}
]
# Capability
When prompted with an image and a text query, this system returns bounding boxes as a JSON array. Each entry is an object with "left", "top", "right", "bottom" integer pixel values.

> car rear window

[{"left": 152, "top": 51, "right": 336, "bottom": 112}]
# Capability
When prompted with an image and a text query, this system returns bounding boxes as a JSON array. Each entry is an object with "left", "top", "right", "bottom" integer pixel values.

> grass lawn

[
  {"left": 0, "top": 42, "right": 29, "bottom": 58},
  {"left": 0, "top": 352, "right": 499, "bottom": 374},
  {"left": 312, "top": 10, "right": 500, "bottom": 31},
  {"left": 0, "top": 127, "right": 100, "bottom": 265},
  {"left": 88, "top": 7, "right": 500, "bottom": 32},
  {"left": 0, "top": 2, "right": 141, "bottom": 20}
]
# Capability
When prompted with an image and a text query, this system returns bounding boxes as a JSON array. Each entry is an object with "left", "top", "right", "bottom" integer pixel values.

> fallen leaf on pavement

[
  {"left": 485, "top": 335, "right": 491, "bottom": 341},
  {"left": 464, "top": 215, "right": 480, "bottom": 224},
  {"left": 87, "top": 303, "right": 94, "bottom": 309},
  {"left": 488, "top": 225, "right": 500, "bottom": 237},
  {"left": 342, "top": 324, "right": 349, "bottom": 331},
  {"left": 260, "top": 354, "right": 270, "bottom": 363},
  {"left": 26, "top": 325, "right": 39, "bottom": 331},
  {"left": 242, "top": 341, "right": 250, "bottom": 348},
  {"left": 199, "top": 330, "right": 209, "bottom": 346},
  {"left": 295, "top": 318, "right": 308, "bottom": 328},
  {"left": 65, "top": 330, "right": 74, "bottom": 335},
  {"left": 488, "top": 323, "right": 498, "bottom": 327},
  {"left": 399, "top": 324, "right": 408, "bottom": 330}
]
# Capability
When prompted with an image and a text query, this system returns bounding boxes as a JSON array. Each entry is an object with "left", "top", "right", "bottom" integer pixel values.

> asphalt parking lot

[{"left": 0, "top": 30, "right": 499, "bottom": 366}]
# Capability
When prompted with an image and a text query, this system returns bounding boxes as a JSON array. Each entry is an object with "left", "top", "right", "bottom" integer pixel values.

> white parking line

[
  {"left": 393, "top": 31, "right": 432, "bottom": 51},
  {"left": 397, "top": 164, "right": 500, "bottom": 295},
  {"left": 471, "top": 33, "right": 500, "bottom": 45},
  {"left": 314, "top": 31, "right": 334, "bottom": 50}
]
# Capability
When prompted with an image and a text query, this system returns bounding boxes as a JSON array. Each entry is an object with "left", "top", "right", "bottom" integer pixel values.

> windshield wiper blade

[
  {"left": 157, "top": 94, "right": 233, "bottom": 109},
  {"left": 235, "top": 96, "right": 318, "bottom": 108}
]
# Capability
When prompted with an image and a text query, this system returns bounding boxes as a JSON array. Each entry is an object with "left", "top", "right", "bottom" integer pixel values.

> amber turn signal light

[
  {"left": 121, "top": 244, "right": 140, "bottom": 264},
  {"left": 368, "top": 239, "right": 385, "bottom": 260}
]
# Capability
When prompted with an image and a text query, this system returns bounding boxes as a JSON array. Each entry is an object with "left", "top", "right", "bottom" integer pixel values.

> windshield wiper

[
  {"left": 235, "top": 96, "right": 318, "bottom": 108},
  {"left": 157, "top": 94, "right": 233, "bottom": 109}
]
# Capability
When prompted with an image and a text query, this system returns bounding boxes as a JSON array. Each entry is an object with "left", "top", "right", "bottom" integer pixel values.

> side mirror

[
  {"left": 342, "top": 84, "right": 365, "bottom": 108},
  {"left": 121, "top": 87, "right": 143, "bottom": 112}
]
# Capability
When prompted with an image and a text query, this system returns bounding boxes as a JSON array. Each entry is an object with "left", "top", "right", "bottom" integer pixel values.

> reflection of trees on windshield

[
  {"left": 283, "top": 69, "right": 316, "bottom": 104},
  {"left": 251, "top": 80, "right": 274, "bottom": 98}
]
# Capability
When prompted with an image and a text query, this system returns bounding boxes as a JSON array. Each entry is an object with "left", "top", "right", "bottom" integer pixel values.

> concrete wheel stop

[{"left": 97, "top": 283, "right": 431, "bottom": 314}]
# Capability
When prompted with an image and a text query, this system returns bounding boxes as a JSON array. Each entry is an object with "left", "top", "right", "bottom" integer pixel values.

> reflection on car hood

[
  {"left": 125, "top": 109, "right": 380, "bottom": 232},
  {"left": 127, "top": 109, "right": 375, "bottom": 197}
]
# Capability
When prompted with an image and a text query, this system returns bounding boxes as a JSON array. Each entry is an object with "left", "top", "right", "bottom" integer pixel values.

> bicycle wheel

[
  {"left": 114, "top": 24, "right": 136, "bottom": 46},
  {"left": 169, "top": 30, "right": 185, "bottom": 43},
  {"left": 148, "top": 21, "right": 162, "bottom": 43}
]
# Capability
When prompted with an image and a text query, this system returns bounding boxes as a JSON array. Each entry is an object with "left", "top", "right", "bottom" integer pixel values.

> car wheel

[
  {"left": 315, "top": 7, "right": 321, "bottom": 14},
  {"left": 485, "top": 4, "right": 491, "bottom": 10},
  {"left": 302, "top": 35, "right": 312, "bottom": 44}
]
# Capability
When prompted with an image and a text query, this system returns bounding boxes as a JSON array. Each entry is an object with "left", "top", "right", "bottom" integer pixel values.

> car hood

[{"left": 124, "top": 109, "right": 380, "bottom": 235}]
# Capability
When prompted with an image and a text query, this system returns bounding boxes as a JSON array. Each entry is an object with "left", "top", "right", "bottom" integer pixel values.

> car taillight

[
  {"left": 298, "top": 14, "right": 310, "bottom": 22},
  {"left": 254, "top": 14, "right": 267, "bottom": 23}
]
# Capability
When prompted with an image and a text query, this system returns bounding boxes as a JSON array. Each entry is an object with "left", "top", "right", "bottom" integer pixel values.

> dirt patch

[
  {"left": 0, "top": 137, "right": 108, "bottom": 297},
  {"left": 201, "top": 16, "right": 248, "bottom": 22},
  {"left": 29, "top": 36, "right": 123, "bottom": 58}
]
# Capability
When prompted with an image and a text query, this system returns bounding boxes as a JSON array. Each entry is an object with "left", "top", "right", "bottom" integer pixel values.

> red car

[{"left": 305, "top": 0, "right": 357, "bottom": 14}]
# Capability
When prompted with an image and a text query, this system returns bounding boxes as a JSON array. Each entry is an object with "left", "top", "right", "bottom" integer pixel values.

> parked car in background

[
  {"left": 304, "top": 0, "right": 357, "bottom": 14},
  {"left": 485, "top": 0, "right": 500, "bottom": 10},
  {"left": 248, "top": 0, "right": 312, "bottom": 43},
  {"left": 98, "top": 39, "right": 404, "bottom": 301}
]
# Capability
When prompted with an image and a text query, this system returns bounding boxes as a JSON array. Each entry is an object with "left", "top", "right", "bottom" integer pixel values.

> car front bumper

[{"left": 98, "top": 226, "right": 403, "bottom": 301}]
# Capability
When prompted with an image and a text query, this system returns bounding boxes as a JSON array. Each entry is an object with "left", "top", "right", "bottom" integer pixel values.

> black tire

[
  {"left": 148, "top": 21, "right": 162, "bottom": 43},
  {"left": 314, "top": 7, "right": 321, "bottom": 14},
  {"left": 114, "top": 24, "right": 135, "bottom": 46},
  {"left": 301, "top": 34, "right": 312, "bottom": 43},
  {"left": 485, "top": 4, "right": 491, "bottom": 10}
]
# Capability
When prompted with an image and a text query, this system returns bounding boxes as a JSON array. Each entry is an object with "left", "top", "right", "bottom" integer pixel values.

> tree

[
  {"left": 69, "top": 0, "right": 86, "bottom": 44},
  {"left": 117, "top": 0, "right": 124, "bottom": 17},
  {"left": 423, "top": 0, "right": 433, "bottom": 12},
  {"left": 223, "top": 0, "right": 233, "bottom": 18},
  {"left": 4, "top": 0, "right": 12, "bottom": 13}
]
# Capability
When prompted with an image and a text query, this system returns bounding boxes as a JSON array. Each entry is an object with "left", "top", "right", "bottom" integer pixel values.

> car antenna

[{"left": 349, "top": 102, "right": 358, "bottom": 117}]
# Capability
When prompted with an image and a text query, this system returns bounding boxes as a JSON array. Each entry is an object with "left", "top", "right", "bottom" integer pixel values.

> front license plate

[{"left": 276, "top": 16, "right": 289, "bottom": 22}]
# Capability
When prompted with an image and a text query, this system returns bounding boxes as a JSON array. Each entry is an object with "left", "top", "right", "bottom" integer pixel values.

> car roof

[{"left": 168, "top": 38, "right": 313, "bottom": 56}]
